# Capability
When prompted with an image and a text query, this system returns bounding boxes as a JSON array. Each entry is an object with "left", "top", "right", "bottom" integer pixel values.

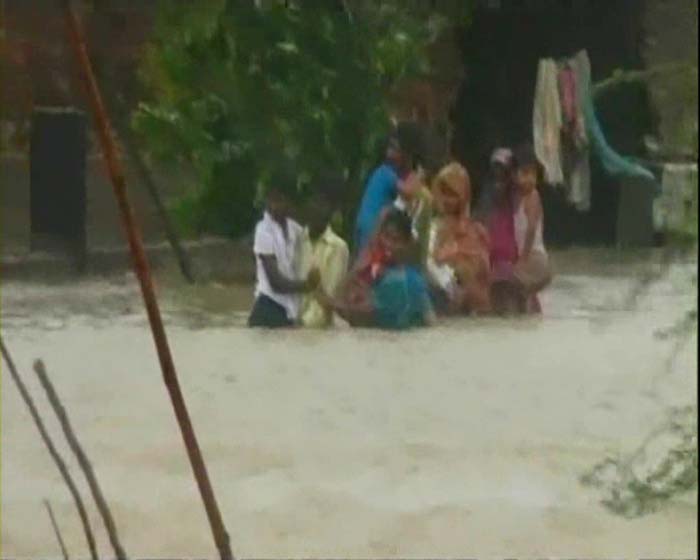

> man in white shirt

[{"left": 248, "top": 184, "right": 319, "bottom": 328}]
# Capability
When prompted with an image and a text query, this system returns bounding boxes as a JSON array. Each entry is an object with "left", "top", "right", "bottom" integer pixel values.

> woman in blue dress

[
  {"left": 353, "top": 122, "right": 425, "bottom": 256},
  {"left": 322, "top": 210, "right": 436, "bottom": 330}
]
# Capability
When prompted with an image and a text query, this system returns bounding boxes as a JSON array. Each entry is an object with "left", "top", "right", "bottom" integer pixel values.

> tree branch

[
  {"left": 0, "top": 337, "right": 99, "bottom": 560},
  {"left": 45, "top": 499, "right": 71, "bottom": 560},
  {"left": 593, "top": 62, "right": 698, "bottom": 98},
  {"left": 34, "top": 359, "right": 128, "bottom": 560}
]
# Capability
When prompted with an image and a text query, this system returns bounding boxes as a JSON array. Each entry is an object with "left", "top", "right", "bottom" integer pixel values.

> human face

[
  {"left": 307, "top": 204, "right": 332, "bottom": 240},
  {"left": 386, "top": 137, "right": 405, "bottom": 170},
  {"left": 266, "top": 191, "right": 289, "bottom": 223},
  {"left": 379, "top": 224, "right": 411, "bottom": 264},
  {"left": 515, "top": 164, "right": 538, "bottom": 195},
  {"left": 438, "top": 182, "right": 463, "bottom": 216},
  {"left": 399, "top": 170, "right": 423, "bottom": 202}
]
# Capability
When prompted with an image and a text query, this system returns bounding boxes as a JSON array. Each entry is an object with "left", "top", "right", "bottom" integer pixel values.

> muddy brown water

[{"left": 1, "top": 249, "right": 697, "bottom": 557}]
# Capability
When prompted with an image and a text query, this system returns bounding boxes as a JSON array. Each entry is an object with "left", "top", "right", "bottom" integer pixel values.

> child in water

[
  {"left": 297, "top": 191, "right": 350, "bottom": 329},
  {"left": 510, "top": 144, "right": 552, "bottom": 313},
  {"left": 322, "top": 209, "right": 436, "bottom": 330},
  {"left": 248, "top": 175, "right": 320, "bottom": 328}
]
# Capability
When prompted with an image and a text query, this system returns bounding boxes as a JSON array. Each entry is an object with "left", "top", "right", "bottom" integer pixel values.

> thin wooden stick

[
  {"left": 102, "top": 87, "right": 196, "bottom": 284},
  {"left": 118, "top": 120, "right": 197, "bottom": 284},
  {"left": 45, "top": 499, "right": 71, "bottom": 560},
  {"left": 58, "top": 3, "right": 235, "bottom": 559},
  {"left": 0, "top": 337, "right": 99, "bottom": 560},
  {"left": 33, "top": 360, "right": 127, "bottom": 560}
]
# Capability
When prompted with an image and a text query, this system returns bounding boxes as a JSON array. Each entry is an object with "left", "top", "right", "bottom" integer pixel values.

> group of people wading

[{"left": 248, "top": 122, "right": 553, "bottom": 330}]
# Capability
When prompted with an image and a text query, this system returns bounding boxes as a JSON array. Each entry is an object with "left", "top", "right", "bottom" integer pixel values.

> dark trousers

[{"left": 248, "top": 294, "right": 294, "bottom": 328}]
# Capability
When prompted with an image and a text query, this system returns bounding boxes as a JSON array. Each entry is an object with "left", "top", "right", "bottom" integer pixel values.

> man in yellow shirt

[{"left": 297, "top": 195, "right": 350, "bottom": 328}]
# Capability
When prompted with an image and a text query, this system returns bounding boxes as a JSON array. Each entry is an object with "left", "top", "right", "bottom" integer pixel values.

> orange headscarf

[
  {"left": 431, "top": 162, "right": 491, "bottom": 313},
  {"left": 432, "top": 162, "right": 471, "bottom": 217}
]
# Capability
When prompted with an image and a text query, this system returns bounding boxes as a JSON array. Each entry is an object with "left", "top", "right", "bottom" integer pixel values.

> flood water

[{"left": 1, "top": 248, "right": 697, "bottom": 557}]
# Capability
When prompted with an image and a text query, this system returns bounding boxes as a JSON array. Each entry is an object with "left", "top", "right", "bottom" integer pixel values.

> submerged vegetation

[{"left": 582, "top": 405, "right": 697, "bottom": 518}]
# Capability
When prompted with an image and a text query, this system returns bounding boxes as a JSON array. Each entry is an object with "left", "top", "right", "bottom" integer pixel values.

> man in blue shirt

[{"left": 353, "top": 122, "right": 424, "bottom": 255}]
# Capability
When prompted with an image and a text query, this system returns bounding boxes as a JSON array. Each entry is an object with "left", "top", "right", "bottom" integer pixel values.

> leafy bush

[{"left": 133, "top": 0, "right": 458, "bottom": 238}]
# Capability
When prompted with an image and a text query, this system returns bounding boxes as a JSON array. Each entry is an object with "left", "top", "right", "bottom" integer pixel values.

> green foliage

[{"left": 133, "top": 0, "right": 456, "bottom": 237}]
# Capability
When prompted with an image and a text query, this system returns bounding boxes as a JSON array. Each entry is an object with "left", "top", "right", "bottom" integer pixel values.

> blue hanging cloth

[{"left": 577, "top": 50, "right": 656, "bottom": 183}]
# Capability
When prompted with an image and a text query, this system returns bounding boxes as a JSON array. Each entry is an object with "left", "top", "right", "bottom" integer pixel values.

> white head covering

[{"left": 490, "top": 147, "right": 514, "bottom": 166}]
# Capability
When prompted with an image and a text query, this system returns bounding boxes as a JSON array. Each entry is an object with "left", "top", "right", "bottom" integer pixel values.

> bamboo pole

[
  {"left": 101, "top": 87, "right": 196, "bottom": 284},
  {"left": 77, "top": 0, "right": 195, "bottom": 283},
  {"left": 0, "top": 337, "right": 99, "bottom": 560},
  {"left": 116, "top": 117, "right": 196, "bottom": 284},
  {"left": 33, "top": 360, "right": 127, "bottom": 560},
  {"left": 58, "top": 3, "right": 234, "bottom": 559},
  {"left": 45, "top": 499, "right": 71, "bottom": 560}
]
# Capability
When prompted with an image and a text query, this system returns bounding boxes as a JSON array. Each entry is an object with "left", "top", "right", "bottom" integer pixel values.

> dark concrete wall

[
  {"left": 643, "top": 0, "right": 698, "bottom": 159},
  {"left": 1, "top": 153, "right": 194, "bottom": 257}
]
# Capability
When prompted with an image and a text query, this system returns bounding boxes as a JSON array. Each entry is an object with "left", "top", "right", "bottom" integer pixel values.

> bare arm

[
  {"left": 316, "top": 285, "right": 375, "bottom": 327},
  {"left": 259, "top": 254, "right": 317, "bottom": 294},
  {"left": 519, "top": 191, "right": 543, "bottom": 261},
  {"left": 333, "top": 303, "right": 376, "bottom": 327},
  {"left": 397, "top": 170, "right": 423, "bottom": 200}
]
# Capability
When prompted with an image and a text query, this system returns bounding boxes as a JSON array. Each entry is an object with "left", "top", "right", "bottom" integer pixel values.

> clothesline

[{"left": 533, "top": 49, "right": 656, "bottom": 214}]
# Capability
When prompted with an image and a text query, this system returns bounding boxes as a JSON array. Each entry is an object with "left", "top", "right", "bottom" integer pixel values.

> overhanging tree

[{"left": 133, "top": 0, "right": 468, "bottom": 237}]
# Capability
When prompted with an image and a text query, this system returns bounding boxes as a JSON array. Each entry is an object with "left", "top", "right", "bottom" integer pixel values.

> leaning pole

[{"left": 58, "top": 2, "right": 235, "bottom": 559}]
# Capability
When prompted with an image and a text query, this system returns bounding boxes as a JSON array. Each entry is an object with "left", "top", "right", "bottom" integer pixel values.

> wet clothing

[
  {"left": 339, "top": 231, "right": 394, "bottom": 323},
  {"left": 251, "top": 211, "right": 304, "bottom": 325},
  {"left": 475, "top": 148, "right": 513, "bottom": 222},
  {"left": 426, "top": 222, "right": 458, "bottom": 302},
  {"left": 394, "top": 183, "right": 433, "bottom": 267},
  {"left": 581, "top": 52, "right": 655, "bottom": 185},
  {"left": 514, "top": 196, "right": 547, "bottom": 258},
  {"left": 512, "top": 194, "right": 552, "bottom": 298},
  {"left": 339, "top": 230, "right": 433, "bottom": 330},
  {"left": 533, "top": 58, "right": 564, "bottom": 185},
  {"left": 559, "top": 64, "right": 579, "bottom": 129},
  {"left": 532, "top": 50, "right": 654, "bottom": 212},
  {"left": 297, "top": 226, "right": 350, "bottom": 328},
  {"left": 428, "top": 163, "right": 491, "bottom": 313},
  {"left": 559, "top": 54, "right": 591, "bottom": 212},
  {"left": 513, "top": 252, "right": 552, "bottom": 296},
  {"left": 371, "top": 265, "right": 433, "bottom": 330},
  {"left": 486, "top": 192, "right": 547, "bottom": 315},
  {"left": 354, "top": 164, "right": 399, "bottom": 254},
  {"left": 248, "top": 294, "right": 294, "bottom": 328},
  {"left": 430, "top": 217, "right": 491, "bottom": 313}
]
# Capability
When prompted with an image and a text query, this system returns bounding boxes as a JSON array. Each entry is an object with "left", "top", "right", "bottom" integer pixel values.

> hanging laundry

[
  {"left": 559, "top": 65, "right": 579, "bottom": 131},
  {"left": 533, "top": 58, "right": 564, "bottom": 185},
  {"left": 532, "top": 50, "right": 655, "bottom": 212},
  {"left": 560, "top": 138, "right": 591, "bottom": 211},
  {"left": 575, "top": 50, "right": 655, "bottom": 185},
  {"left": 559, "top": 51, "right": 592, "bottom": 212}
]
